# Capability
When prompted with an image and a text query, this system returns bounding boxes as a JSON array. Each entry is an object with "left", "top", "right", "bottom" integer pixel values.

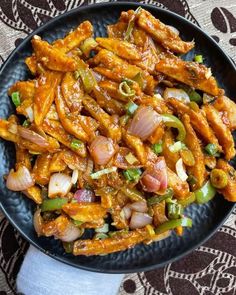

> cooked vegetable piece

[
  {"left": 203, "top": 104, "right": 235, "bottom": 160},
  {"left": 137, "top": 9, "right": 194, "bottom": 54},
  {"left": 182, "top": 114, "right": 206, "bottom": 189},
  {"left": 167, "top": 98, "right": 220, "bottom": 149},
  {"left": 96, "top": 38, "right": 141, "bottom": 60},
  {"left": 32, "top": 36, "right": 77, "bottom": 72},
  {"left": 161, "top": 130, "right": 180, "bottom": 171},
  {"left": 34, "top": 71, "right": 61, "bottom": 126},
  {"left": 32, "top": 153, "right": 52, "bottom": 185},
  {"left": 161, "top": 114, "right": 186, "bottom": 141},
  {"left": 210, "top": 169, "right": 228, "bottom": 189},
  {"left": 156, "top": 55, "right": 220, "bottom": 96},
  {"left": 62, "top": 203, "right": 107, "bottom": 222},
  {"left": 53, "top": 21, "right": 93, "bottom": 53},
  {"left": 167, "top": 168, "right": 189, "bottom": 199},
  {"left": 216, "top": 160, "right": 236, "bottom": 202},
  {"left": 41, "top": 198, "right": 68, "bottom": 212},
  {"left": 75, "top": 58, "right": 97, "bottom": 93},
  {"left": 194, "top": 55, "right": 203, "bottom": 63},
  {"left": 82, "top": 95, "right": 121, "bottom": 141},
  {"left": 55, "top": 88, "right": 89, "bottom": 142},
  {"left": 195, "top": 181, "right": 216, "bottom": 204},
  {"left": 42, "top": 119, "right": 87, "bottom": 157},
  {"left": 73, "top": 228, "right": 149, "bottom": 256},
  {"left": 23, "top": 186, "right": 42, "bottom": 204},
  {"left": 155, "top": 217, "right": 192, "bottom": 234},
  {"left": 213, "top": 96, "right": 236, "bottom": 131},
  {"left": 147, "top": 188, "right": 173, "bottom": 206}
]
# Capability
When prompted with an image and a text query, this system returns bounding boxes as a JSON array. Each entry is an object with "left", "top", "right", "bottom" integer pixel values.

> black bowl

[{"left": 0, "top": 2, "right": 235, "bottom": 273}]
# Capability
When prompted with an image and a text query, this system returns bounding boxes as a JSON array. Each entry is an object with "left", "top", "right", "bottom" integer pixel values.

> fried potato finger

[
  {"left": 32, "top": 153, "right": 52, "bottom": 185},
  {"left": 167, "top": 167, "right": 189, "bottom": 199}
]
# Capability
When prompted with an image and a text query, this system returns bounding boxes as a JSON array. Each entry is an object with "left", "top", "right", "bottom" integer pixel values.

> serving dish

[{"left": 0, "top": 2, "right": 235, "bottom": 273}]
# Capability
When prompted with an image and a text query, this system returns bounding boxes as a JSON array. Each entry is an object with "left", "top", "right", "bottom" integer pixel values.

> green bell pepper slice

[
  {"left": 155, "top": 217, "right": 192, "bottom": 234},
  {"left": 195, "top": 180, "right": 216, "bottom": 204},
  {"left": 147, "top": 188, "right": 173, "bottom": 206},
  {"left": 41, "top": 198, "right": 68, "bottom": 212},
  {"left": 161, "top": 114, "right": 186, "bottom": 141}
]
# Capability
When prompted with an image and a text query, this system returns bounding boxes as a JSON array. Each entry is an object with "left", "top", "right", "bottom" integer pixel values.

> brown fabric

[{"left": 0, "top": 0, "right": 235, "bottom": 294}]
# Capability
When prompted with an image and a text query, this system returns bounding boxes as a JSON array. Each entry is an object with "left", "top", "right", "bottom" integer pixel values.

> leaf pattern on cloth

[{"left": 0, "top": 1, "right": 235, "bottom": 295}]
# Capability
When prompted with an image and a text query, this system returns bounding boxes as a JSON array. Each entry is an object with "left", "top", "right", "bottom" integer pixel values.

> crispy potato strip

[
  {"left": 42, "top": 119, "right": 87, "bottom": 157},
  {"left": 32, "top": 153, "right": 52, "bottom": 185},
  {"left": 96, "top": 37, "right": 141, "bottom": 60},
  {"left": 34, "top": 71, "right": 61, "bottom": 126},
  {"left": 23, "top": 186, "right": 42, "bottom": 204},
  {"left": 156, "top": 55, "right": 220, "bottom": 96},
  {"left": 73, "top": 228, "right": 149, "bottom": 256},
  {"left": 62, "top": 203, "right": 107, "bottom": 222},
  {"left": 82, "top": 95, "right": 121, "bottom": 141},
  {"left": 216, "top": 160, "right": 236, "bottom": 202},
  {"left": 213, "top": 96, "right": 236, "bottom": 131},
  {"left": 203, "top": 105, "right": 235, "bottom": 160},
  {"left": 137, "top": 9, "right": 194, "bottom": 54},
  {"left": 167, "top": 98, "right": 220, "bottom": 149},
  {"left": 53, "top": 21, "right": 93, "bottom": 53},
  {"left": 32, "top": 36, "right": 77, "bottom": 72},
  {"left": 161, "top": 130, "right": 180, "bottom": 171},
  {"left": 182, "top": 114, "right": 206, "bottom": 189},
  {"left": 15, "top": 145, "right": 31, "bottom": 170}
]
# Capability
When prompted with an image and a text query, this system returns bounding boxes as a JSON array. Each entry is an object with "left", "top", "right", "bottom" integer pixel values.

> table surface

[{"left": 0, "top": 1, "right": 236, "bottom": 294}]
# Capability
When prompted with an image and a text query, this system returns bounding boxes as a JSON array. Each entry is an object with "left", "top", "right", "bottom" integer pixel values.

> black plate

[{"left": 0, "top": 2, "right": 235, "bottom": 274}]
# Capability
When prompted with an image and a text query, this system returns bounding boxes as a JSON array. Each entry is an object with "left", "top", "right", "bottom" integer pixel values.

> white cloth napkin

[{"left": 17, "top": 245, "right": 124, "bottom": 295}]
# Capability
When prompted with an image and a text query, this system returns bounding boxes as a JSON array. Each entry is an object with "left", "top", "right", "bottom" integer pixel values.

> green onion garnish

[
  {"left": 147, "top": 188, "right": 174, "bottom": 206},
  {"left": 11, "top": 92, "right": 21, "bottom": 107},
  {"left": 152, "top": 142, "right": 163, "bottom": 154},
  {"left": 205, "top": 143, "right": 218, "bottom": 156},
  {"left": 90, "top": 167, "right": 117, "bottom": 180},
  {"left": 22, "top": 120, "right": 30, "bottom": 127},
  {"left": 119, "top": 81, "right": 135, "bottom": 97},
  {"left": 94, "top": 233, "right": 108, "bottom": 240},
  {"left": 169, "top": 141, "right": 184, "bottom": 153},
  {"left": 194, "top": 55, "right": 203, "bottom": 63},
  {"left": 125, "top": 101, "right": 138, "bottom": 115},
  {"left": 123, "top": 168, "right": 142, "bottom": 182},
  {"left": 188, "top": 90, "right": 202, "bottom": 104},
  {"left": 70, "top": 139, "right": 83, "bottom": 150},
  {"left": 167, "top": 203, "right": 183, "bottom": 220},
  {"left": 95, "top": 223, "right": 109, "bottom": 233}
]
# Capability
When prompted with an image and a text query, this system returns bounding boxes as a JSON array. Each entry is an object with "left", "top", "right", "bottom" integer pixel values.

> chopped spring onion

[
  {"left": 125, "top": 152, "right": 138, "bottom": 165},
  {"left": 119, "top": 81, "right": 135, "bottom": 97},
  {"left": 119, "top": 114, "right": 130, "bottom": 126},
  {"left": 95, "top": 223, "right": 109, "bottom": 233},
  {"left": 169, "top": 141, "right": 184, "bottom": 153},
  {"left": 147, "top": 188, "right": 174, "bottom": 206},
  {"left": 155, "top": 217, "right": 192, "bottom": 234},
  {"left": 125, "top": 101, "right": 138, "bottom": 115},
  {"left": 124, "top": 6, "right": 142, "bottom": 41},
  {"left": 167, "top": 202, "right": 183, "bottom": 219},
  {"left": 11, "top": 92, "right": 21, "bottom": 107},
  {"left": 94, "top": 233, "right": 109, "bottom": 240},
  {"left": 41, "top": 198, "right": 68, "bottom": 212},
  {"left": 22, "top": 120, "right": 30, "bottom": 127},
  {"left": 152, "top": 142, "right": 163, "bottom": 154},
  {"left": 63, "top": 242, "right": 73, "bottom": 253},
  {"left": 205, "top": 143, "right": 218, "bottom": 156},
  {"left": 187, "top": 175, "right": 197, "bottom": 186},
  {"left": 75, "top": 58, "right": 97, "bottom": 93},
  {"left": 194, "top": 55, "right": 203, "bottom": 63},
  {"left": 80, "top": 37, "right": 98, "bottom": 57},
  {"left": 123, "top": 168, "right": 142, "bottom": 182},
  {"left": 90, "top": 167, "right": 117, "bottom": 180},
  {"left": 70, "top": 139, "right": 83, "bottom": 150}
]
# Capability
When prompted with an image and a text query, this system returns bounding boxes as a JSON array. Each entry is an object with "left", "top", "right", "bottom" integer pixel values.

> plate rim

[{"left": 0, "top": 1, "right": 235, "bottom": 274}]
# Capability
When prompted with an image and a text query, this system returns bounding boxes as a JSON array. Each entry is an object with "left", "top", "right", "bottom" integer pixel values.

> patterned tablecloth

[{"left": 0, "top": 1, "right": 236, "bottom": 294}]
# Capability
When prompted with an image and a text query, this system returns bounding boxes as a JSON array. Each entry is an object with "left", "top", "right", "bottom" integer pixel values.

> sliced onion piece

[
  {"left": 18, "top": 126, "right": 49, "bottom": 147},
  {"left": 141, "top": 157, "right": 168, "bottom": 193},
  {"left": 58, "top": 222, "right": 84, "bottom": 242},
  {"left": 121, "top": 205, "right": 132, "bottom": 220},
  {"left": 89, "top": 136, "right": 116, "bottom": 165},
  {"left": 48, "top": 173, "right": 72, "bottom": 198},
  {"left": 6, "top": 166, "right": 34, "bottom": 191},
  {"left": 163, "top": 88, "right": 190, "bottom": 103},
  {"left": 128, "top": 201, "right": 148, "bottom": 213},
  {"left": 128, "top": 106, "right": 162, "bottom": 140},
  {"left": 71, "top": 169, "right": 79, "bottom": 185},
  {"left": 176, "top": 158, "right": 188, "bottom": 181},
  {"left": 129, "top": 212, "right": 152, "bottom": 229},
  {"left": 25, "top": 106, "right": 34, "bottom": 122},
  {"left": 74, "top": 189, "right": 95, "bottom": 203}
]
